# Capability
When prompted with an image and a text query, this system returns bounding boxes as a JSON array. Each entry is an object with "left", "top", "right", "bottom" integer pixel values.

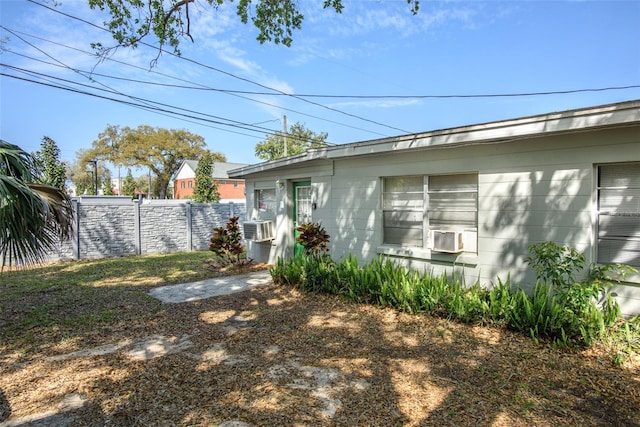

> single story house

[
  {"left": 173, "top": 160, "right": 248, "bottom": 202},
  {"left": 229, "top": 100, "right": 640, "bottom": 316}
]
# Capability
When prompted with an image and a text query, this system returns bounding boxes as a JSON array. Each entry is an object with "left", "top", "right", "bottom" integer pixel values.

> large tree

[
  {"left": 255, "top": 122, "right": 328, "bottom": 161},
  {"left": 88, "top": 0, "right": 419, "bottom": 56},
  {"left": 193, "top": 151, "right": 220, "bottom": 203},
  {"left": 0, "top": 140, "right": 74, "bottom": 269},
  {"left": 32, "top": 136, "right": 67, "bottom": 190},
  {"left": 86, "top": 125, "right": 224, "bottom": 199}
]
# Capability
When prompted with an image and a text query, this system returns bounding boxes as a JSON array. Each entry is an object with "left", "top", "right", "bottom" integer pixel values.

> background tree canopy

[
  {"left": 255, "top": 122, "right": 328, "bottom": 161},
  {"left": 68, "top": 150, "right": 113, "bottom": 196},
  {"left": 88, "top": 0, "right": 419, "bottom": 56},
  {"left": 193, "top": 151, "right": 220, "bottom": 203},
  {"left": 84, "top": 125, "right": 224, "bottom": 199},
  {"left": 32, "top": 136, "right": 66, "bottom": 190}
]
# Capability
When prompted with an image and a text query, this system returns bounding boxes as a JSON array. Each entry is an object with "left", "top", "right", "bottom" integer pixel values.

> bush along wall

[{"left": 270, "top": 236, "right": 639, "bottom": 356}]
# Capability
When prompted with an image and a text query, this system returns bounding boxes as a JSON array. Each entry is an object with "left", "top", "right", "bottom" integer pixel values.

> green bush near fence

[{"left": 270, "top": 244, "right": 639, "bottom": 358}]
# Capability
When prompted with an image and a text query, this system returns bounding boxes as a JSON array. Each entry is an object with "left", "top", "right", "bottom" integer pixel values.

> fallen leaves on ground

[{"left": 1, "top": 273, "right": 639, "bottom": 426}]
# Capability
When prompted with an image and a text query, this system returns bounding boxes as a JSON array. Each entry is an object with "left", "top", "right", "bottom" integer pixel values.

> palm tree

[{"left": 0, "top": 140, "right": 74, "bottom": 269}]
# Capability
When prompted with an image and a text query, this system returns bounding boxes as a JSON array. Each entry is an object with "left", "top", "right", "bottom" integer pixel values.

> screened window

[
  {"left": 255, "top": 189, "right": 276, "bottom": 216},
  {"left": 382, "top": 174, "right": 478, "bottom": 252},
  {"left": 597, "top": 162, "right": 640, "bottom": 267},
  {"left": 428, "top": 174, "right": 478, "bottom": 231},
  {"left": 383, "top": 176, "right": 424, "bottom": 246}
]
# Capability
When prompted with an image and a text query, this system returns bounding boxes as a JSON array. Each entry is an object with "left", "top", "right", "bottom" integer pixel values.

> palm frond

[
  {"left": 1, "top": 141, "right": 74, "bottom": 269},
  {"left": 0, "top": 140, "right": 34, "bottom": 180}
]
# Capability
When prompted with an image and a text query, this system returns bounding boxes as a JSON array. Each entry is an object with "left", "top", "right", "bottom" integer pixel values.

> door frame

[{"left": 293, "top": 181, "right": 311, "bottom": 257}]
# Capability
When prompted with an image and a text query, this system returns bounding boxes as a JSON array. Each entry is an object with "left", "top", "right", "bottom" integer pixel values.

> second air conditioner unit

[
  {"left": 243, "top": 220, "right": 275, "bottom": 242},
  {"left": 431, "top": 230, "right": 464, "bottom": 253}
]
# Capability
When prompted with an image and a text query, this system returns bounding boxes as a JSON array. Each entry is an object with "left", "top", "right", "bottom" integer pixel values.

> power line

[
  {"left": 15, "top": 46, "right": 635, "bottom": 100},
  {"left": 2, "top": 66, "right": 340, "bottom": 145},
  {"left": 289, "top": 85, "right": 640, "bottom": 99},
  {"left": 1, "top": 72, "right": 266, "bottom": 137},
  {"left": 24, "top": 0, "right": 412, "bottom": 134},
  {"left": 0, "top": 68, "right": 278, "bottom": 137},
  {"left": 25, "top": 1, "right": 640, "bottom": 101},
  {"left": 7, "top": 43, "right": 638, "bottom": 101},
  {"left": 2, "top": 25, "right": 390, "bottom": 138}
]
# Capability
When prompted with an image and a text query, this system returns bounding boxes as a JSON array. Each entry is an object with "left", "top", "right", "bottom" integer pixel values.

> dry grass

[{"left": 1, "top": 252, "right": 639, "bottom": 426}]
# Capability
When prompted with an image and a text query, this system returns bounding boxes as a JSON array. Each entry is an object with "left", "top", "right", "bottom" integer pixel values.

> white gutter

[{"left": 229, "top": 99, "right": 640, "bottom": 178}]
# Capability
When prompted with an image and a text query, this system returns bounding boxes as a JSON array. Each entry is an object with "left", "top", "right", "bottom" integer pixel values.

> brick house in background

[{"left": 173, "top": 160, "right": 248, "bottom": 202}]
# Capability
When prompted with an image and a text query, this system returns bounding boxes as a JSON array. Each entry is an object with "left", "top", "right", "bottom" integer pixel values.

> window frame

[
  {"left": 381, "top": 173, "right": 478, "bottom": 256},
  {"left": 255, "top": 188, "right": 277, "bottom": 219},
  {"left": 595, "top": 162, "right": 640, "bottom": 268}
]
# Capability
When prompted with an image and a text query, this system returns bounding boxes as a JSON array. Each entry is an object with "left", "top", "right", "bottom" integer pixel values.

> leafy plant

[
  {"left": 523, "top": 241, "right": 636, "bottom": 346},
  {"left": 270, "top": 256, "right": 305, "bottom": 287},
  {"left": 208, "top": 216, "right": 244, "bottom": 266},
  {"left": 270, "top": 242, "right": 638, "bottom": 352},
  {"left": 525, "top": 241, "right": 585, "bottom": 289},
  {"left": 296, "top": 222, "right": 330, "bottom": 257},
  {"left": 1, "top": 140, "right": 74, "bottom": 269}
]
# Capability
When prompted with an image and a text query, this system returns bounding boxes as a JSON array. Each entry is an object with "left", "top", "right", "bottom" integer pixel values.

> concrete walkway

[{"left": 148, "top": 271, "right": 273, "bottom": 303}]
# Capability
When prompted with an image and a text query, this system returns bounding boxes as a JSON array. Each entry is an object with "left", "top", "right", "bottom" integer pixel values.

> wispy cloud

[{"left": 328, "top": 99, "right": 421, "bottom": 109}]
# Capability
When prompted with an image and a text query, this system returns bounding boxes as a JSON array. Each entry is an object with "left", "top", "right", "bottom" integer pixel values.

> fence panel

[{"left": 21, "top": 197, "right": 246, "bottom": 263}]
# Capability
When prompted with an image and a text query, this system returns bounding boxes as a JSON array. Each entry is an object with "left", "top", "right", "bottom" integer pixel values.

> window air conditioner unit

[
  {"left": 431, "top": 230, "right": 464, "bottom": 253},
  {"left": 243, "top": 220, "right": 275, "bottom": 242}
]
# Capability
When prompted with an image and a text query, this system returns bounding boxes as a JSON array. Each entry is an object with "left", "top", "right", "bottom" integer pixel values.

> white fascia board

[{"left": 229, "top": 100, "right": 640, "bottom": 178}]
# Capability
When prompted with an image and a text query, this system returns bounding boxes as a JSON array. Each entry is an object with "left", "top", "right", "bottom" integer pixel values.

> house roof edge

[{"left": 229, "top": 99, "right": 640, "bottom": 178}]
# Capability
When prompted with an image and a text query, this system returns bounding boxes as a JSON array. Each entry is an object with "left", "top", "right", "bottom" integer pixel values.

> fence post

[
  {"left": 72, "top": 198, "right": 80, "bottom": 259},
  {"left": 229, "top": 201, "right": 234, "bottom": 218},
  {"left": 186, "top": 201, "right": 192, "bottom": 252},
  {"left": 134, "top": 199, "right": 141, "bottom": 255}
]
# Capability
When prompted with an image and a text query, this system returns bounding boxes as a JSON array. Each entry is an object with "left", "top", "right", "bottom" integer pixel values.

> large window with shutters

[
  {"left": 382, "top": 173, "right": 478, "bottom": 253},
  {"left": 596, "top": 162, "right": 640, "bottom": 267}
]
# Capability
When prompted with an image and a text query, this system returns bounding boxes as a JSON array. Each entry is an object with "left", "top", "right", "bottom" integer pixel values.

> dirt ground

[{"left": 1, "top": 276, "right": 639, "bottom": 426}]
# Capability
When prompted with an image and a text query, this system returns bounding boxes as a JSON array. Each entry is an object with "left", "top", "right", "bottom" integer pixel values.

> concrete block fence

[{"left": 44, "top": 196, "right": 246, "bottom": 262}]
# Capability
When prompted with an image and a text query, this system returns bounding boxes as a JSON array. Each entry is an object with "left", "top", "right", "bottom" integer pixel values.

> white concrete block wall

[
  {"left": 78, "top": 204, "right": 137, "bottom": 259},
  {"left": 33, "top": 200, "right": 246, "bottom": 262}
]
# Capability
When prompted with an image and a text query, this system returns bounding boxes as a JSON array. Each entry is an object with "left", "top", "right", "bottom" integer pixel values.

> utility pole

[
  {"left": 87, "top": 159, "right": 98, "bottom": 195},
  {"left": 148, "top": 167, "right": 152, "bottom": 199},
  {"left": 283, "top": 114, "right": 288, "bottom": 157}
]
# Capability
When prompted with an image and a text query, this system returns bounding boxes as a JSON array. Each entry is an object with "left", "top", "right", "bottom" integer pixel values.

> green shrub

[
  {"left": 296, "top": 222, "right": 330, "bottom": 256},
  {"left": 335, "top": 254, "right": 379, "bottom": 304},
  {"left": 525, "top": 241, "right": 585, "bottom": 289},
  {"left": 208, "top": 216, "right": 244, "bottom": 266},
  {"left": 414, "top": 273, "right": 451, "bottom": 315},
  {"left": 486, "top": 277, "right": 513, "bottom": 323},
  {"left": 302, "top": 253, "right": 337, "bottom": 294},
  {"left": 270, "top": 241, "right": 636, "bottom": 350},
  {"left": 522, "top": 241, "right": 634, "bottom": 346},
  {"left": 270, "top": 255, "right": 306, "bottom": 287}
]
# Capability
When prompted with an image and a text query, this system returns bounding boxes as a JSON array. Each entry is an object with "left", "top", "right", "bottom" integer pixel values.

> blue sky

[{"left": 1, "top": 0, "right": 639, "bottom": 170}]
